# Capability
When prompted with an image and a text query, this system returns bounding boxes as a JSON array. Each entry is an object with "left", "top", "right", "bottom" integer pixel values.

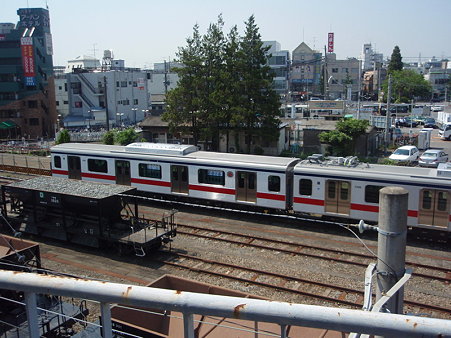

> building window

[
  {"left": 138, "top": 163, "right": 162, "bottom": 179},
  {"left": 63, "top": 100, "right": 68, "bottom": 104},
  {"left": 299, "top": 179, "right": 312, "bottom": 196},
  {"left": 28, "top": 100, "right": 38, "bottom": 108},
  {"left": 116, "top": 81, "right": 120, "bottom": 87},
  {"left": 268, "top": 175, "right": 280, "bottom": 192},
  {"left": 29, "top": 118, "right": 39, "bottom": 126},
  {"left": 365, "top": 185, "right": 383, "bottom": 204},
  {"left": 123, "top": 99, "right": 130, "bottom": 105},
  {"left": 332, "top": 68, "right": 338, "bottom": 73},
  {"left": 53, "top": 156, "right": 61, "bottom": 168},
  {"left": 342, "top": 68, "right": 348, "bottom": 73},
  {"left": 88, "top": 159, "right": 108, "bottom": 173},
  {"left": 198, "top": 169, "right": 225, "bottom": 185},
  {"left": 55, "top": 101, "right": 59, "bottom": 106},
  {"left": 133, "top": 99, "right": 138, "bottom": 105},
  {"left": 121, "top": 81, "right": 127, "bottom": 87}
]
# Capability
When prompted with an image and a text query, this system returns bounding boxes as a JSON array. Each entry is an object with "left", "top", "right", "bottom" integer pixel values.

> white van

[{"left": 439, "top": 122, "right": 451, "bottom": 140}]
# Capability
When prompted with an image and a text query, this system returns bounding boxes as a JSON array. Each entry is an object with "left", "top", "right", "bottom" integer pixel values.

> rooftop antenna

[
  {"left": 89, "top": 43, "right": 98, "bottom": 59},
  {"left": 302, "top": 27, "right": 304, "bottom": 42}
]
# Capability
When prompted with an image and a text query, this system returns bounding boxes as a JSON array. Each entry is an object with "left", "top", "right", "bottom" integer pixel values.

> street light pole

[{"left": 131, "top": 107, "right": 137, "bottom": 124}]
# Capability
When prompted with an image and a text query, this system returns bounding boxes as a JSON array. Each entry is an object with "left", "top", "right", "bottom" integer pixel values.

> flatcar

[{"left": 50, "top": 142, "right": 451, "bottom": 233}]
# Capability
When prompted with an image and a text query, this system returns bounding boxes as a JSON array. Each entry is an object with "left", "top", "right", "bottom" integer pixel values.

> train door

[
  {"left": 418, "top": 189, "right": 450, "bottom": 228},
  {"left": 236, "top": 171, "right": 256, "bottom": 203},
  {"left": 115, "top": 160, "right": 131, "bottom": 185},
  {"left": 325, "top": 180, "right": 351, "bottom": 215},
  {"left": 171, "top": 165, "right": 189, "bottom": 194},
  {"left": 68, "top": 156, "right": 81, "bottom": 180}
]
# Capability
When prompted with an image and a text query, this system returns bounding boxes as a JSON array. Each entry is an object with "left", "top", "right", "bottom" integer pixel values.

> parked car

[
  {"left": 418, "top": 149, "right": 448, "bottom": 168},
  {"left": 403, "top": 117, "right": 418, "bottom": 128},
  {"left": 423, "top": 118, "right": 436, "bottom": 129},
  {"left": 389, "top": 145, "right": 420, "bottom": 163}
]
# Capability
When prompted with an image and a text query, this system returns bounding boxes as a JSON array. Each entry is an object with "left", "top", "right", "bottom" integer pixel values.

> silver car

[{"left": 418, "top": 149, "right": 448, "bottom": 168}]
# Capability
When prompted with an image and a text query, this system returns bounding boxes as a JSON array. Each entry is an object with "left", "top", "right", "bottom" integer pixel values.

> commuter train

[{"left": 50, "top": 142, "right": 451, "bottom": 233}]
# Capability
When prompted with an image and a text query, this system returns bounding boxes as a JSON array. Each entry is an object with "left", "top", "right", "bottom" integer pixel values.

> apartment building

[{"left": 0, "top": 8, "right": 57, "bottom": 139}]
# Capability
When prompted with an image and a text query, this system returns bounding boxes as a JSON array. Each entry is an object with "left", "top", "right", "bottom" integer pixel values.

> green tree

[
  {"left": 115, "top": 128, "right": 138, "bottom": 145},
  {"left": 382, "top": 70, "right": 431, "bottom": 103},
  {"left": 388, "top": 46, "right": 403, "bottom": 73},
  {"left": 235, "top": 15, "right": 280, "bottom": 154},
  {"left": 319, "top": 118, "right": 369, "bottom": 156},
  {"left": 163, "top": 15, "right": 280, "bottom": 154},
  {"left": 55, "top": 129, "right": 70, "bottom": 144},
  {"left": 163, "top": 24, "right": 204, "bottom": 147},
  {"left": 102, "top": 130, "right": 116, "bottom": 145}
]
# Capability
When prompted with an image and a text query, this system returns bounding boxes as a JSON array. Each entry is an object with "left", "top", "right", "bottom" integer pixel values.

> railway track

[
  {"left": 176, "top": 223, "right": 451, "bottom": 283},
  {"left": 154, "top": 250, "right": 451, "bottom": 317}
]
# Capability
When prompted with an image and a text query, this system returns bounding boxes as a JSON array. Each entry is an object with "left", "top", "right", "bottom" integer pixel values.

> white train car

[
  {"left": 292, "top": 158, "right": 451, "bottom": 232},
  {"left": 51, "top": 143, "right": 299, "bottom": 210}
]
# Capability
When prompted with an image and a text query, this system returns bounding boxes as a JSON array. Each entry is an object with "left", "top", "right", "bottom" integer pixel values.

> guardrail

[{"left": 0, "top": 271, "right": 449, "bottom": 338}]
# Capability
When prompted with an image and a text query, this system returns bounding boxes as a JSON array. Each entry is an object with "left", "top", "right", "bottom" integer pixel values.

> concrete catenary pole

[
  {"left": 384, "top": 74, "right": 392, "bottom": 155},
  {"left": 376, "top": 186, "right": 408, "bottom": 315}
]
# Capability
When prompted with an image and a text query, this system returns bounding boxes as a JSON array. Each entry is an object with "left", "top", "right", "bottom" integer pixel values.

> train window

[
  {"left": 198, "top": 169, "right": 225, "bottom": 185},
  {"left": 299, "top": 179, "right": 312, "bottom": 196},
  {"left": 340, "top": 182, "right": 349, "bottom": 200},
  {"left": 422, "top": 191, "right": 432, "bottom": 209},
  {"left": 139, "top": 163, "right": 162, "bottom": 179},
  {"left": 327, "top": 181, "right": 336, "bottom": 199},
  {"left": 365, "top": 185, "right": 383, "bottom": 204},
  {"left": 54, "top": 156, "right": 61, "bottom": 168},
  {"left": 268, "top": 176, "right": 280, "bottom": 192},
  {"left": 87, "top": 159, "right": 108, "bottom": 173},
  {"left": 437, "top": 192, "right": 448, "bottom": 211}
]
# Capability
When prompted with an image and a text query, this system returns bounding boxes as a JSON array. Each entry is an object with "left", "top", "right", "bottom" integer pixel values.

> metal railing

[{"left": 0, "top": 271, "right": 449, "bottom": 338}]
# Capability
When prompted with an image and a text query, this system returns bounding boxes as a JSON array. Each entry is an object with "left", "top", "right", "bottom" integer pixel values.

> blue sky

[{"left": 2, "top": 0, "right": 451, "bottom": 68}]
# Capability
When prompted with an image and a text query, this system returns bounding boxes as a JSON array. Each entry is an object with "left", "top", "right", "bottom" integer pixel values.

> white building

[
  {"left": 65, "top": 55, "right": 101, "bottom": 73},
  {"left": 65, "top": 69, "right": 149, "bottom": 128},
  {"left": 263, "top": 41, "right": 289, "bottom": 96},
  {"left": 361, "top": 43, "right": 383, "bottom": 71}
]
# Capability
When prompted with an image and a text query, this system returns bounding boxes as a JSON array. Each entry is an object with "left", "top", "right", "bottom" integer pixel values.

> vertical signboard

[
  {"left": 20, "top": 36, "right": 36, "bottom": 86},
  {"left": 138, "top": 78, "right": 145, "bottom": 90},
  {"left": 328, "top": 33, "right": 334, "bottom": 53}
]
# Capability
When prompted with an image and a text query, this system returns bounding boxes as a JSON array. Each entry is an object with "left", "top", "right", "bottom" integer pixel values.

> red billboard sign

[
  {"left": 328, "top": 33, "right": 334, "bottom": 53},
  {"left": 21, "top": 37, "right": 35, "bottom": 78}
]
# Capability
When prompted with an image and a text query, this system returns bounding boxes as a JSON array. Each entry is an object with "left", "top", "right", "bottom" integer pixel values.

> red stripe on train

[
  {"left": 189, "top": 184, "right": 235, "bottom": 195},
  {"left": 256, "top": 192, "right": 286, "bottom": 201},
  {"left": 52, "top": 169, "right": 68, "bottom": 175},
  {"left": 131, "top": 178, "right": 171, "bottom": 187},
  {"left": 82, "top": 172, "right": 116, "bottom": 181},
  {"left": 351, "top": 203, "right": 379, "bottom": 213},
  {"left": 408, "top": 210, "right": 418, "bottom": 218},
  {"left": 293, "top": 197, "right": 325, "bottom": 206}
]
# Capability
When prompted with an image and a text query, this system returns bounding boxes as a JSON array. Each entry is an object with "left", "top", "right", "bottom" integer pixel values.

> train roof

[
  {"left": 294, "top": 157, "right": 451, "bottom": 185},
  {"left": 6, "top": 176, "right": 136, "bottom": 199},
  {"left": 51, "top": 143, "right": 299, "bottom": 168}
]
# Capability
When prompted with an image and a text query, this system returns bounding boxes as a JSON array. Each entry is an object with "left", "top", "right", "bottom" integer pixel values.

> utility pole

[
  {"left": 357, "top": 59, "right": 362, "bottom": 120},
  {"left": 384, "top": 74, "right": 392, "bottom": 154},
  {"left": 104, "top": 76, "right": 109, "bottom": 131},
  {"left": 376, "top": 187, "right": 408, "bottom": 315},
  {"left": 323, "top": 45, "right": 328, "bottom": 100}
]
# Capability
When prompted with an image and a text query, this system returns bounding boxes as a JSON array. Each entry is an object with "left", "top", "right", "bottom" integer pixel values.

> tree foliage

[
  {"left": 388, "top": 46, "right": 403, "bottom": 73},
  {"left": 115, "top": 128, "right": 138, "bottom": 146},
  {"left": 55, "top": 129, "right": 70, "bottom": 144},
  {"left": 102, "top": 130, "right": 116, "bottom": 145},
  {"left": 319, "top": 118, "right": 369, "bottom": 156},
  {"left": 163, "top": 15, "right": 280, "bottom": 153},
  {"left": 382, "top": 70, "right": 431, "bottom": 103}
]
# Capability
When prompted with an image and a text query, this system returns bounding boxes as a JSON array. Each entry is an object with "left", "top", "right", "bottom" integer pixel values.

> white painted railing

[{"left": 0, "top": 271, "right": 450, "bottom": 338}]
